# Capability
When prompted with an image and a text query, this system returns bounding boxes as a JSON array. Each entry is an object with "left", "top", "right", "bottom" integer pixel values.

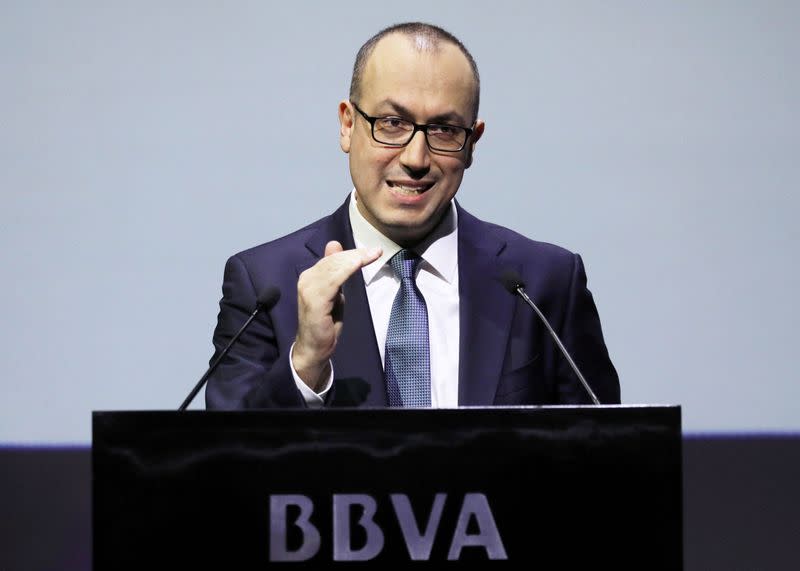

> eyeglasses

[{"left": 351, "top": 102, "right": 474, "bottom": 152}]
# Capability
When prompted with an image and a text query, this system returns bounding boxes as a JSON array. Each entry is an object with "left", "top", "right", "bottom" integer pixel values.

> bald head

[{"left": 349, "top": 22, "right": 481, "bottom": 122}]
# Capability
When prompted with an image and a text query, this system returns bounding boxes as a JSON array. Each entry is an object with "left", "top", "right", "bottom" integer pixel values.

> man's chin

[{"left": 378, "top": 212, "right": 446, "bottom": 246}]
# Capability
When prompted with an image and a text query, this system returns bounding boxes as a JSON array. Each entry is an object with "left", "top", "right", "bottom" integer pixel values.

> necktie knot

[{"left": 389, "top": 249, "right": 420, "bottom": 281}]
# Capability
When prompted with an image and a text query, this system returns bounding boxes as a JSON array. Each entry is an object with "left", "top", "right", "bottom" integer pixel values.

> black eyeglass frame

[{"left": 351, "top": 102, "right": 475, "bottom": 153}]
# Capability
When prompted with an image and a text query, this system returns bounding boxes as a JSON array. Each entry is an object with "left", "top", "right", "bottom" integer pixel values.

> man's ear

[
  {"left": 338, "top": 100, "right": 354, "bottom": 153},
  {"left": 464, "top": 119, "right": 485, "bottom": 169}
]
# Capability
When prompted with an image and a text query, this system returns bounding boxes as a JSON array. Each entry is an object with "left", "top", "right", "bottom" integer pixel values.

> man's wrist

[{"left": 291, "top": 343, "right": 331, "bottom": 392}]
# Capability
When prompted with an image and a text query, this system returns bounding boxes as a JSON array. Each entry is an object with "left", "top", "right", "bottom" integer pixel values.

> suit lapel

[
  {"left": 300, "top": 198, "right": 387, "bottom": 406},
  {"left": 457, "top": 205, "right": 517, "bottom": 406}
]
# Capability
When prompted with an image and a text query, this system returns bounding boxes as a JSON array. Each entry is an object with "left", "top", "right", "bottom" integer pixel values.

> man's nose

[{"left": 399, "top": 130, "right": 431, "bottom": 174}]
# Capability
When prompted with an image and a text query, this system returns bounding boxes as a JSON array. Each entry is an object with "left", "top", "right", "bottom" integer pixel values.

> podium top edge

[{"left": 93, "top": 404, "right": 680, "bottom": 414}]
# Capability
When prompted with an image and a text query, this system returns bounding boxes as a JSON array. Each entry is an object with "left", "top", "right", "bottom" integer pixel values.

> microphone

[
  {"left": 499, "top": 270, "right": 600, "bottom": 405},
  {"left": 178, "top": 286, "right": 281, "bottom": 410}
]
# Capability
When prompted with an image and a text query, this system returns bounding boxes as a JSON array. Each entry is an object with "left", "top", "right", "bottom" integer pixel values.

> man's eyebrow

[{"left": 376, "top": 99, "right": 468, "bottom": 126}]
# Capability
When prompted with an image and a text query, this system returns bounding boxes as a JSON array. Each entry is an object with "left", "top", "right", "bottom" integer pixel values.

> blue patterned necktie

[{"left": 384, "top": 250, "right": 431, "bottom": 407}]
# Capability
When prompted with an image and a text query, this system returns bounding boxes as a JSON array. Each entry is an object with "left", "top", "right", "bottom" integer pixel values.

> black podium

[{"left": 93, "top": 406, "right": 681, "bottom": 569}]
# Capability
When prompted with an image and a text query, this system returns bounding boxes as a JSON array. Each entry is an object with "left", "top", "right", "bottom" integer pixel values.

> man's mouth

[{"left": 387, "top": 181, "right": 434, "bottom": 195}]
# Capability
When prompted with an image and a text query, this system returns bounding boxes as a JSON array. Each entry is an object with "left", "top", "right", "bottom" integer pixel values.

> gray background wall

[{"left": 2, "top": 0, "right": 798, "bottom": 443}]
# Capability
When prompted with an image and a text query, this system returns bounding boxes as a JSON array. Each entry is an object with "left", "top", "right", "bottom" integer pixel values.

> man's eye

[
  {"left": 429, "top": 125, "right": 457, "bottom": 137},
  {"left": 378, "top": 117, "right": 409, "bottom": 131}
]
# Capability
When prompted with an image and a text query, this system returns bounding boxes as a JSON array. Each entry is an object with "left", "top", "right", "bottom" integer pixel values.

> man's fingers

[
  {"left": 313, "top": 246, "right": 382, "bottom": 291},
  {"left": 359, "top": 245, "right": 382, "bottom": 266},
  {"left": 324, "top": 240, "right": 344, "bottom": 257}
]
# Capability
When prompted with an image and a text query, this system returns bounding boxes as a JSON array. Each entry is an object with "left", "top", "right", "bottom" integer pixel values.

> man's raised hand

[{"left": 292, "top": 240, "right": 382, "bottom": 390}]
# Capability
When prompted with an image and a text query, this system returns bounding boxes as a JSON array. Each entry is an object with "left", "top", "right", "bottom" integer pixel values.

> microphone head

[
  {"left": 256, "top": 286, "right": 281, "bottom": 311},
  {"left": 499, "top": 270, "right": 525, "bottom": 294}
]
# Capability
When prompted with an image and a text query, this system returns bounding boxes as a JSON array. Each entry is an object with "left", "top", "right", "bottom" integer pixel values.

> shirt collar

[{"left": 348, "top": 189, "right": 458, "bottom": 285}]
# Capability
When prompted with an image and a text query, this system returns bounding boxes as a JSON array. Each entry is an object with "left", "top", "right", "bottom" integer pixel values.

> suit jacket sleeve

[
  {"left": 204, "top": 254, "right": 306, "bottom": 409},
  {"left": 555, "top": 254, "right": 621, "bottom": 404}
]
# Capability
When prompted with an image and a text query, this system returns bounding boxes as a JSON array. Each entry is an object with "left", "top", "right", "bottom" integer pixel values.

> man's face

[{"left": 338, "top": 34, "right": 484, "bottom": 246}]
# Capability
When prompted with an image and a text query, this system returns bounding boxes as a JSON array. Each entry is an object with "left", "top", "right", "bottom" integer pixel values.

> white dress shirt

[{"left": 292, "top": 190, "right": 461, "bottom": 407}]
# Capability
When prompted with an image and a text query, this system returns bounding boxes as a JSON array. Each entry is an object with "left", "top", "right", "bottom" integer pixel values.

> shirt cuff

[{"left": 289, "top": 342, "right": 334, "bottom": 407}]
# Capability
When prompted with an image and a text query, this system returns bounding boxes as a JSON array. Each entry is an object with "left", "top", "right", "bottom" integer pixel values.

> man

[{"left": 205, "top": 22, "right": 620, "bottom": 409}]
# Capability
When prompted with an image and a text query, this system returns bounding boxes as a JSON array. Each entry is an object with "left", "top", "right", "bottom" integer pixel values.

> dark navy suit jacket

[{"left": 205, "top": 197, "right": 620, "bottom": 408}]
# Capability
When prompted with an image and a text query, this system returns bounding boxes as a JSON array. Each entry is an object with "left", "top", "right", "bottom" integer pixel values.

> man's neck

[{"left": 348, "top": 189, "right": 458, "bottom": 284}]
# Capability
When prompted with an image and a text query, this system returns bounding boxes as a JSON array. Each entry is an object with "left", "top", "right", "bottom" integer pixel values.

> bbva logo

[{"left": 269, "top": 492, "right": 508, "bottom": 562}]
